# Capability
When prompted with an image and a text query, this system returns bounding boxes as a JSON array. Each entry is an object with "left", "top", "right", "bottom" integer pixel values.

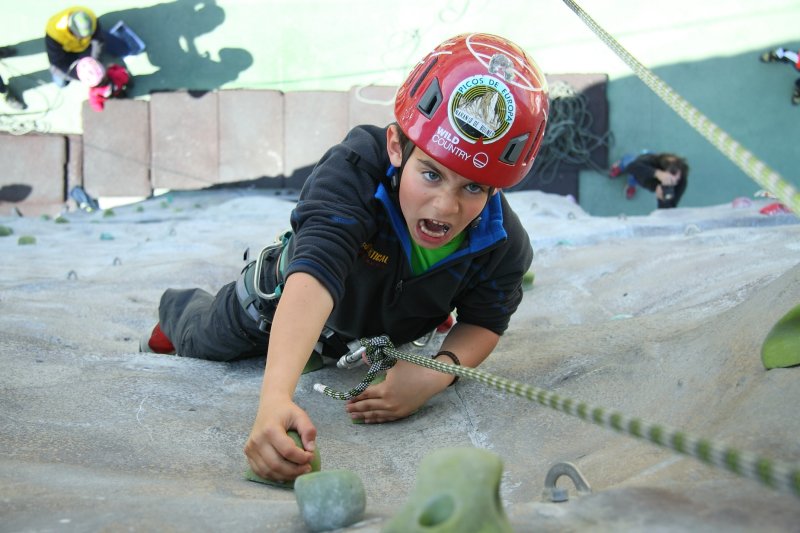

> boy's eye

[
  {"left": 422, "top": 170, "right": 440, "bottom": 182},
  {"left": 465, "top": 183, "right": 485, "bottom": 194}
]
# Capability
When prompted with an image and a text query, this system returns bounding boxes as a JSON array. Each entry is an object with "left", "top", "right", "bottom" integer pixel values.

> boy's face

[{"left": 387, "top": 127, "right": 493, "bottom": 249}]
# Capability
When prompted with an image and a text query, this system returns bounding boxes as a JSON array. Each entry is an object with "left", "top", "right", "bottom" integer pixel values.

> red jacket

[{"left": 88, "top": 64, "right": 130, "bottom": 111}]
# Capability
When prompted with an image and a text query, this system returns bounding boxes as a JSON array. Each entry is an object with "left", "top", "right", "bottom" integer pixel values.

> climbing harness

[
  {"left": 234, "top": 231, "right": 366, "bottom": 362},
  {"left": 235, "top": 231, "right": 291, "bottom": 332},
  {"left": 557, "top": 0, "right": 799, "bottom": 215},
  {"left": 315, "top": 335, "right": 800, "bottom": 500}
]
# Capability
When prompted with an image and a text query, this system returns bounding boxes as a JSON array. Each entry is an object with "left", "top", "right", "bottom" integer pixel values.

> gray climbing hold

[
  {"left": 384, "top": 447, "right": 512, "bottom": 533},
  {"left": 294, "top": 469, "right": 365, "bottom": 532}
]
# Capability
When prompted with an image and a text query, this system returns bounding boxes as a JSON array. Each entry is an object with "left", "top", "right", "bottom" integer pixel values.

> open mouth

[{"left": 418, "top": 219, "right": 451, "bottom": 238}]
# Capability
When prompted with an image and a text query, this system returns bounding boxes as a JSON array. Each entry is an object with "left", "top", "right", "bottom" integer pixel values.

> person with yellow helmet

[
  {"left": 45, "top": 6, "right": 104, "bottom": 87},
  {"left": 140, "top": 33, "right": 549, "bottom": 484}
]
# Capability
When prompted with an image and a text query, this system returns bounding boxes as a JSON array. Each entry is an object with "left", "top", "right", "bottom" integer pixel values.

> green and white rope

[
  {"left": 315, "top": 335, "right": 800, "bottom": 499},
  {"left": 558, "top": 0, "right": 800, "bottom": 215}
]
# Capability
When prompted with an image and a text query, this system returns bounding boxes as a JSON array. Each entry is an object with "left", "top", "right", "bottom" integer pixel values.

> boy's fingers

[
  {"left": 294, "top": 418, "right": 318, "bottom": 453},
  {"left": 247, "top": 442, "right": 306, "bottom": 481},
  {"left": 273, "top": 430, "right": 314, "bottom": 466}
]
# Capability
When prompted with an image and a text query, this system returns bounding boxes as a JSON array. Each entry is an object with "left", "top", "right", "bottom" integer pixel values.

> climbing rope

[
  {"left": 557, "top": 0, "right": 800, "bottom": 215},
  {"left": 315, "top": 335, "right": 800, "bottom": 500},
  {"left": 513, "top": 81, "right": 612, "bottom": 190}
]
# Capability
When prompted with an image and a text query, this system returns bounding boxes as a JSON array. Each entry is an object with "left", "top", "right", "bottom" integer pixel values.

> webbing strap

[
  {"left": 559, "top": 0, "right": 800, "bottom": 214},
  {"left": 314, "top": 335, "right": 800, "bottom": 499}
]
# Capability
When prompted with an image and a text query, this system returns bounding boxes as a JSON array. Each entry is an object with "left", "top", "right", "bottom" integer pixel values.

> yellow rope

[{"left": 559, "top": 0, "right": 800, "bottom": 214}]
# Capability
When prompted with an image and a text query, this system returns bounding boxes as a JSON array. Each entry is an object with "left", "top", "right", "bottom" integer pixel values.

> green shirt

[{"left": 410, "top": 232, "right": 466, "bottom": 276}]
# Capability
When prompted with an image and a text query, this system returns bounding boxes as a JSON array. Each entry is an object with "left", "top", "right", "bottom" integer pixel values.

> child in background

[
  {"left": 610, "top": 151, "right": 688, "bottom": 208},
  {"left": 45, "top": 6, "right": 104, "bottom": 87},
  {"left": 75, "top": 56, "right": 130, "bottom": 111},
  {"left": 760, "top": 46, "right": 800, "bottom": 105}
]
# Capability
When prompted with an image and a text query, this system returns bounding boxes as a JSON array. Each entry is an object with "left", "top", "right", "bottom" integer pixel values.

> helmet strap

[
  {"left": 391, "top": 139, "right": 416, "bottom": 192},
  {"left": 469, "top": 187, "right": 495, "bottom": 229}
]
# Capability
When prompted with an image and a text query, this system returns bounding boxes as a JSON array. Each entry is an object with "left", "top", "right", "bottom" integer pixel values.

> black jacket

[{"left": 283, "top": 125, "right": 533, "bottom": 344}]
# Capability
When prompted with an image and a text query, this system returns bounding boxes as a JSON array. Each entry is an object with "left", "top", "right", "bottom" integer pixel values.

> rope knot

[
  {"left": 360, "top": 335, "right": 396, "bottom": 366},
  {"left": 313, "top": 335, "right": 397, "bottom": 400}
]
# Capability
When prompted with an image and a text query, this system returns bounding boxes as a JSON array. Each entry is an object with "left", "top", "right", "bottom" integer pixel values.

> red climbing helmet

[{"left": 395, "top": 33, "right": 549, "bottom": 188}]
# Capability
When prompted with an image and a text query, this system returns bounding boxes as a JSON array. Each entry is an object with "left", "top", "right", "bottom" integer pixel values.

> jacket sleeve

[{"left": 283, "top": 128, "right": 385, "bottom": 307}]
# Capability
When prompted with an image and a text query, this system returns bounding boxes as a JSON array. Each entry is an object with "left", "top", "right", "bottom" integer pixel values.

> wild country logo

[{"left": 449, "top": 74, "right": 516, "bottom": 144}]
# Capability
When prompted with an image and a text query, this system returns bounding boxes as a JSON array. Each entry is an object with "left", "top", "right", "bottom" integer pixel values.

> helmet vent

[
  {"left": 523, "top": 120, "right": 547, "bottom": 165},
  {"left": 500, "top": 133, "right": 530, "bottom": 165},
  {"left": 409, "top": 57, "right": 439, "bottom": 98},
  {"left": 417, "top": 78, "right": 443, "bottom": 118}
]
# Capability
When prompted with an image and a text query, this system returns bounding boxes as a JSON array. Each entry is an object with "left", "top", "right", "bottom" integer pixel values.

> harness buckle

[{"left": 253, "top": 231, "right": 292, "bottom": 301}]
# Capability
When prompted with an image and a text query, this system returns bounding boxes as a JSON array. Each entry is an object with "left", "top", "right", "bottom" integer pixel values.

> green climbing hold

[
  {"left": 244, "top": 430, "right": 321, "bottom": 489},
  {"left": 522, "top": 270, "right": 535, "bottom": 291},
  {"left": 103, "top": 208, "right": 115, "bottom": 217},
  {"left": 302, "top": 351, "right": 324, "bottom": 374},
  {"left": 761, "top": 303, "right": 800, "bottom": 369},
  {"left": 17, "top": 235, "right": 36, "bottom": 245},
  {"left": 54, "top": 216, "right": 69, "bottom": 224},
  {"left": 384, "top": 447, "right": 513, "bottom": 533},
  {"left": 294, "top": 470, "right": 366, "bottom": 532},
  {"left": 0, "top": 225, "right": 13, "bottom": 237}
]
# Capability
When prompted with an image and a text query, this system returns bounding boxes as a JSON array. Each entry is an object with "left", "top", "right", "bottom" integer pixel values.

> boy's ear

[{"left": 386, "top": 125, "right": 404, "bottom": 168}]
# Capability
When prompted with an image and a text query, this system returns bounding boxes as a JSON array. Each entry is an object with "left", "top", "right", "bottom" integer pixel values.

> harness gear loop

[
  {"left": 235, "top": 231, "right": 291, "bottom": 332},
  {"left": 253, "top": 230, "right": 291, "bottom": 301}
]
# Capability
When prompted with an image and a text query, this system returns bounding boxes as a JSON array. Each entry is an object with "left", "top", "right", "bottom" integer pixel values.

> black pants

[{"left": 158, "top": 282, "right": 274, "bottom": 362}]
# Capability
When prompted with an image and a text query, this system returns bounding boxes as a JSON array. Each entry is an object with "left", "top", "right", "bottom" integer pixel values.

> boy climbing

[{"left": 140, "top": 33, "right": 549, "bottom": 483}]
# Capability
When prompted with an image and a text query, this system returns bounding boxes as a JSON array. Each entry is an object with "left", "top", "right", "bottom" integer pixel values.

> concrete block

[
  {"left": 150, "top": 91, "right": 219, "bottom": 190},
  {"left": 82, "top": 99, "right": 151, "bottom": 198},
  {"left": 283, "top": 91, "right": 349, "bottom": 189},
  {"left": 219, "top": 89, "right": 284, "bottom": 183},
  {"left": 348, "top": 85, "right": 397, "bottom": 129},
  {"left": 66, "top": 134, "right": 83, "bottom": 192},
  {"left": 0, "top": 133, "right": 66, "bottom": 216}
]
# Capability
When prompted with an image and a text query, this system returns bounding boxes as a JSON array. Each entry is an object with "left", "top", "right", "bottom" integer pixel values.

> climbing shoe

[
  {"left": 608, "top": 162, "right": 622, "bottom": 178},
  {"left": 140, "top": 323, "right": 176, "bottom": 355},
  {"left": 625, "top": 184, "right": 636, "bottom": 199}
]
